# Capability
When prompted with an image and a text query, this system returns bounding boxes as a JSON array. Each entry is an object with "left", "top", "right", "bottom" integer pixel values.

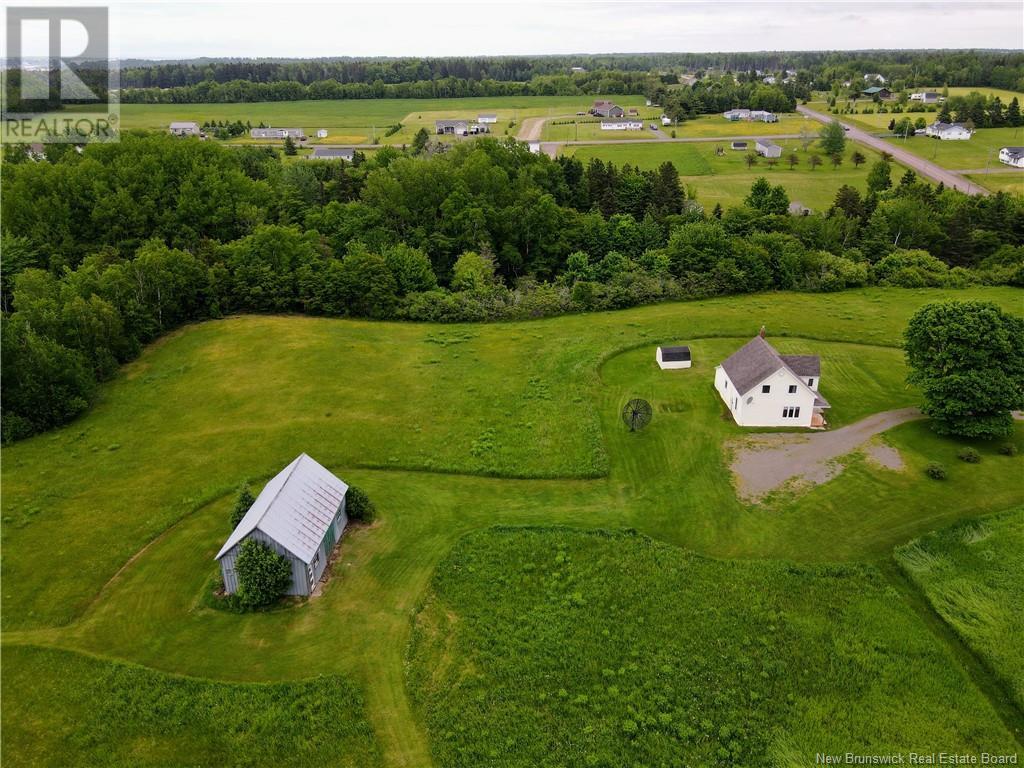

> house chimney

[{"left": 759, "top": 325, "right": 766, "bottom": 338}]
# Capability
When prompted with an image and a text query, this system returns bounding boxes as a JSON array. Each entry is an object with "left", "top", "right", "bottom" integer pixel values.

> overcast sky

[{"left": 106, "top": 1, "right": 1024, "bottom": 59}]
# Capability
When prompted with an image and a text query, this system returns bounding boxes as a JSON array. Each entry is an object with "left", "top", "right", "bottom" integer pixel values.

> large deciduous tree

[
  {"left": 904, "top": 301, "right": 1024, "bottom": 439},
  {"left": 818, "top": 120, "right": 846, "bottom": 156}
]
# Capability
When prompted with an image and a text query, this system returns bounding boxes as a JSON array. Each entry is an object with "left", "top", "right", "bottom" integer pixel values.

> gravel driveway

[{"left": 730, "top": 407, "right": 924, "bottom": 501}]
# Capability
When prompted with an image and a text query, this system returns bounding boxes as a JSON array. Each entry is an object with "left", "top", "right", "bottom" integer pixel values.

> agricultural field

[
  {"left": 118, "top": 95, "right": 643, "bottom": 145},
  {"left": 2, "top": 287, "right": 1023, "bottom": 766},
  {"left": 565, "top": 140, "right": 904, "bottom": 210},
  {"left": 896, "top": 507, "right": 1024, "bottom": 710},
  {"left": 670, "top": 112, "right": 815, "bottom": 138},
  {"left": 409, "top": 527, "right": 1019, "bottom": 767}
]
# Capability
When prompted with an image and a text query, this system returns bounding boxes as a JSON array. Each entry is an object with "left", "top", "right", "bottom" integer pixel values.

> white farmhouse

[
  {"left": 656, "top": 345, "right": 691, "bottom": 370},
  {"left": 714, "top": 331, "right": 829, "bottom": 428},
  {"left": 661, "top": 115, "right": 672, "bottom": 126},
  {"left": 477, "top": 114, "right": 498, "bottom": 124},
  {"left": 998, "top": 147, "right": 1024, "bottom": 168},
  {"left": 755, "top": 139, "right": 782, "bottom": 158},
  {"left": 169, "top": 121, "right": 201, "bottom": 136},
  {"left": 925, "top": 121, "right": 972, "bottom": 140}
]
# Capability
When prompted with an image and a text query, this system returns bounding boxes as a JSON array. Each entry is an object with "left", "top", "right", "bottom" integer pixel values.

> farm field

[
  {"left": 409, "top": 527, "right": 1019, "bottom": 767},
  {"left": 565, "top": 140, "right": 904, "bottom": 210},
  {"left": 2, "top": 287, "right": 1022, "bottom": 766},
  {"left": 896, "top": 507, "right": 1024, "bottom": 710},
  {"left": 118, "top": 95, "right": 643, "bottom": 145},
  {"left": 671, "top": 112, "right": 814, "bottom": 137},
  {"left": 882, "top": 126, "right": 1024, "bottom": 171}
]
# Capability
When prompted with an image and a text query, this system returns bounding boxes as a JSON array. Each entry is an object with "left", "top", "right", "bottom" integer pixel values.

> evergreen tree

[
  {"left": 283, "top": 135, "right": 297, "bottom": 155},
  {"left": 1007, "top": 97, "right": 1022, "bottom": 127},
  {"left": 866, "top": 159, "right": 892, "bottom": 193}
]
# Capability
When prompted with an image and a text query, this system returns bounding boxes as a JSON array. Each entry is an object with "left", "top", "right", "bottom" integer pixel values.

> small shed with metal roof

[
  {"left": 656, "top": 345, "right": 692, "bottom": 370},
  {"left": 215, "top": 453, "right": 349, "bottom": 596}
]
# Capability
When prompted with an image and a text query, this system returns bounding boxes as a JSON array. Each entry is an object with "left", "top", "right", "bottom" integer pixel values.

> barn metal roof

[{"left": 215, "top": 454, "right": 348, "bottom": 564}]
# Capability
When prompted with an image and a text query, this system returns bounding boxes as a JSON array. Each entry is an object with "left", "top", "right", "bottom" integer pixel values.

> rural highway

[{"left": 796, "top": 105, "right": 988, "bottom": 195}]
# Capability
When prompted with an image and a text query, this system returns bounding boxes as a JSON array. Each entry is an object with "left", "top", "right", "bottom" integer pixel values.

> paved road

[
  {"left": 731, "top": 407, "right": 925, "bottom": 500},
  {"left": 796, "top": 105, "right": 988, "bottom": 195}
]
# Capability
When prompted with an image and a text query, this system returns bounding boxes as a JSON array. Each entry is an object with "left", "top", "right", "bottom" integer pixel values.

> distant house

[
  {"left": 864, "top": 73, "right": 886, "bottom": 84},
  {"left": 762, "top": 76, "right": 777, "bottom": 85},
  {"left": 627, "top": 107, "right": 639, "bottom": 116},
  {"left": 841, "top": 80, "right": 853, "bottom": 88},
  {"left": 723, "top": 108, "right": 777, "bottom": 122},
  {"left": 216, "top": 454, "right": 348, "bottom": 597},
  {"left": 250, "top": 127, "right": 306, "bottom": 139},
  {"left": 316, "top": 128, "right": 329, "bottom": 138},
  {"left": 435, "top": 119, "right": 469, "bottom": 135},
  {"left": 714, "top": 331, "right": 829, "bottom": 428},
  {"left": 998, "top": 147, "right": 1024, "bottom": 168},
  {"left": 730, "top": 141, "right": 748, "bottom": 150},
  {"left": 528, "top": 141, "right": 542, "bottom": 154},
  {"left": 309, "top": 147, "right": 355, "bottom": 161},
  {"left": 600, "top": 119, "right": 644, "bottom": 131},
  {"left": 755, "top": 139, "right": 782, "bottom": 159},
  {"left": 571, "top": 66, "right": 586, "bottom": 73},
  {"left": 657, "top": 345, "right": 691, "bottom": 370},
  {"left": 925, "top": 121, "right": 972, "bottom": 140},
  {"left": 910, "top": 92, "right": 943, "bottom": 104},
  {"left": 477, "top": 114, "right": 498, "bottom": 124},
  {"left": 661, "top": 115, "right": 672, "bottom": 126},
  {"left": 861, "top": 86, "right": 892, "bottom": 100},
  {"left": 591, "top": 100, "right": 625, "bottom": 118},
  {"left": 169, "top": 121, "right": 200, "bottom": 136},
  {"left": 788, "top": 201, "right": 812, "bottom": 216}
]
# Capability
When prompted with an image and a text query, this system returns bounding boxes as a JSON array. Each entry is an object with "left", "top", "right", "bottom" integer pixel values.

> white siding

[{"left": 715, "top": 366, "right": 816, "bottom": 428}]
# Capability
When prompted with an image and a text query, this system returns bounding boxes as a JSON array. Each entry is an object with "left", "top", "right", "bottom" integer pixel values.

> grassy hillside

[
  {"left": 2, "top": 287, "right": 1022, "bottom": 765},
  {"left": 896, "top": 507, "right": 1024, "bottom": 710},
  {"left": 409, "top": 527, "right": 1018, "bottom": 767},
  {"left": 1, "top": 645, "right": 382, "bottom": 768}
]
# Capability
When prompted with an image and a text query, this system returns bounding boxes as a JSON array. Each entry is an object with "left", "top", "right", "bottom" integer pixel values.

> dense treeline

[
  {"left": 115, "top": 50, "right": 1024, "bottom": 104},
  {"left": 2, "top": 134, "right": 1022, "bottom": 440}
]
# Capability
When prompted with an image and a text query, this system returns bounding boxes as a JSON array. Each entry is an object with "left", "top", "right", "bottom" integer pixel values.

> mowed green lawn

[
  {"left": 565, "top": 140, "right": 903, "bottom": 210},
  {"left": 541, "top": 117, "right": 660, "bottom": 142},
  {"left": 119, "top": 95, "right": 643, "bottom": 145},
  {"left": 896, "top": 506, "right": 1024, "bottom": 710},
  {"left": 671, "top": 112, "right": 814, "bottom": 138},
  {"left": 2, "top": 287, "right": 1022, "bottom": 766},
  {"left": 409, "top": 528, "right": 1019, "bottom": 767}
]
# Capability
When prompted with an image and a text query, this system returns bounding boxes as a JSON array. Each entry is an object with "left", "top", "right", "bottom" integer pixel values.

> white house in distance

[
  {"left": 309, "top": 147, "right": 355, "bottom": 161},
  {"left": 755, "top": 139, "right": 782, "bottom": 159},
  {"left": 168, "top": 121, "right": 201, "bottom": 136},
  {"left": 910, "top": 92, "right": 944, "bottom": 104},
  {"left": 925, "top": 121, "right": 972, "bottom": 140},
  {"left": 998, "top": 147, "right": 1024, "bottom": 168},
  {"left": 250, "top": 127, "right": 306, "bottom": 139},
  {"left": 714, "top": 330, "right": 830, "bottom": 428},
  {"left": 657, "top": 345, "right": 691, "bottom": 370},
  {"left": 864, "top": 73, "right": 886, "bottom": 84},
  {"left": 215, "top": 454, "right": 349, "bottom": 597},
  {"left": 661, "top": 114, "right": 672, "bottom": 126},
  {"left": 723, "top": 108, "right": 778, "bottom": 123},
  {"left": 316, "top": 128, "right": 329, "bottom": 138},
  {"left": 601, "top": 118, "right": 643, "bottom": 131},
  {"left": 477, "top": 113, "right": 498, "bottom": 124}
]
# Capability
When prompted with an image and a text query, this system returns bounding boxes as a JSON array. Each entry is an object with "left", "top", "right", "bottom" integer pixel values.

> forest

[
  {"left": 114, "top": 50, "right": 1024, "bottom": 104},
  {"left": 2, "top": 133, "right": 1022, "bottom": 441}
]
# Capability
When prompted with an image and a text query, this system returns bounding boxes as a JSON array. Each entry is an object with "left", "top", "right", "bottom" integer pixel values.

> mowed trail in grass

[
  {"left": 897, "top": 507, "right": 1024, "bottom": 710},
  {"left": 2, "top": 287, "right": 1023, "bottom": 766},
  {"left": 408, "top": 528, "right": 1020, "bottom": 767},
  {"left": 565, "top": 140, "right": 903, "bottom": 209}
]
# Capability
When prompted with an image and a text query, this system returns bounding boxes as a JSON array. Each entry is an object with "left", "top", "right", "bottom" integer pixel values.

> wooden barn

[{"left": 215, "top": 454, "right": 348, "bottom": 596}]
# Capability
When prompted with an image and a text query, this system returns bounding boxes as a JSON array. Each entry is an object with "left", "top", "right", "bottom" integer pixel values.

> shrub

[
  {"left": 346, "top": 485, "right": 376, "bottom": 523},
  {"left": 957, "top": 448, "right": 981, "bottom": 463},
  {"left": 234, "top": 539, "right": 291, "bottom": 608},
  {"left": 998, "top": 443, "right": 1018, "bottom": 456},
  {"left": 925, "top": 462, "right": 947, "bottom": 480},
  {"left": 230, "top": 485, "right": 255, "bottom": 529}
]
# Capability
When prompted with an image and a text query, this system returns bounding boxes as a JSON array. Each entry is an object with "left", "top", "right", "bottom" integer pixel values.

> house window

[
  {"left": 762, "top": 384, "right": 771, "bottom": 393},
  {"left": 788, "top": 385, "right": 797, "bottom": 394},
  {"left": 807, "top": 378, "right": 814, "bottom": 387},
  {"left": 782, "top": 407, "right": 801, "bottom": 418}
]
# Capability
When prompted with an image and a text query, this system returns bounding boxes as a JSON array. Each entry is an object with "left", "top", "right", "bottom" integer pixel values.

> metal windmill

[{"left": 621, "top": 398, "right": 653, "bottom": 432}]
